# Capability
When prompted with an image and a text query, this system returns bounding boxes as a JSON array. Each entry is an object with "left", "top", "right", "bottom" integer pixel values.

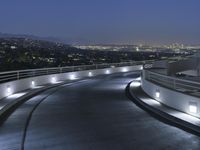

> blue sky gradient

[{"left": 0, "top": 0, "right": 200, "bottom": 45}]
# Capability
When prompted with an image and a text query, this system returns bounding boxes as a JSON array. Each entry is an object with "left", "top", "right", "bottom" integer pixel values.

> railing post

[
  {"left": 173, "top": 79, "right": 176, "bottom": 89},
  {"left": 147, "top": 71, "right": 150, "bottom": 80},
  {"left": 83, "top": 65, "right": 86, "bottom": 71},
  {"left": 145, "top": 70, "right": 147, "bottom": 80},
  {"left": 17, "top": 72, "right": 19, "bottom": 80}
]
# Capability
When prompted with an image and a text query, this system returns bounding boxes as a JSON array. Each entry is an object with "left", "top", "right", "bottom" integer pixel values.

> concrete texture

[
  {"left": 0, "top": 72, "right": 200, "bottom": 150},
  {"left": 129, "top": 81, "right": 200, "bottom": 135},
  {"left": 142, "top": 70, "right": 200, "bottom": 118},
  {"left": 0, "top": 65, "right": 142, "bottom": 99}
]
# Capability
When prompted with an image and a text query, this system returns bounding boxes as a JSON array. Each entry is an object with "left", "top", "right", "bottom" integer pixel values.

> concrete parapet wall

[
  {"left": 0, "top": 65, "right": 142, "bottom": 100},
  {"left": 141, "top": 76, "right": 200, "bottom": 118}
]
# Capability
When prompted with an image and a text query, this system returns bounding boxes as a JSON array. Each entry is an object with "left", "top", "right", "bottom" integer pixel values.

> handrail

[
  {"left": 0, "top": 60, "right": 151, "bottom": 84},
  {"left": 0, "top": 60, "right": 155, "bottom": 75},
  {"left": 146, "top": 70, "right": 200, "bottom": 86},
  {"left": 0, "top": 62, "right": 132, "bottom": 74},
  {"left": 144, "top": 69, "right": 200, "bottom": 93}
]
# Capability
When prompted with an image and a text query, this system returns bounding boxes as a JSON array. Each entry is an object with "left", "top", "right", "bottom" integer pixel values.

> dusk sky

[{"left": 0, "top": 0, "right": 200, "bottom": 45}]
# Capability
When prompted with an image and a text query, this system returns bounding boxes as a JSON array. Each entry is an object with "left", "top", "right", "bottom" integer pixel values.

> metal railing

[
  {"left": 144, "top": 70, "right": 200, "bottom": 93},
  {"left": 0, "top": 60, "right": 153, "bottom": 84}
]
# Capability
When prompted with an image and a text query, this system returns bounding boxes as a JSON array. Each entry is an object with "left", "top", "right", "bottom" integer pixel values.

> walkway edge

[
  {"left": 0, "top": 80, "right": 82, "bottom": 125},
  {"left": 126, "top": 81, "right": 200, "bottom": 136}
]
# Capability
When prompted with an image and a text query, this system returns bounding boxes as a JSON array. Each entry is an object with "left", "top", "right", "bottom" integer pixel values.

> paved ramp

[{"left": 0, "top": 72, "right": 199, "bottom": 150}]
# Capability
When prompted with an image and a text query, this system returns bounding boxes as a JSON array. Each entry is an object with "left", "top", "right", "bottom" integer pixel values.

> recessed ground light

[
  {"left": 51, "top": 77, "right": 56, "bottom": 83},
  {"left": 7, "top": 86, "right": 12, "bottom": 95},
  {"left": 70, "top": 74, "right": 76, "bottom": 80},
  {"left": 189, "top": 102, "right": 197, "bottom": 113},
  {"left": 156, "top": 90, "right": 160, "bottom": 98},
  {"left": 122, "top": 68, "right": 128, "bottom": 72},
  {"left": 31, "top": 81, "right": 35, "bottom": 87},
  {"left": 88, "top": 72, "right": 93, "bottom": 77},
  {"left": 106, "top": 70, "right": 110, "bottom": 74}
]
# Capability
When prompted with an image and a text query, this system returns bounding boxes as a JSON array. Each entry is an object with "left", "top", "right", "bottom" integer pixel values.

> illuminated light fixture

[
  {"left": 155, "top": 90, "right": 160, "bottom": 98},
  {"left": 132, "top": 81, "right": 141, "bottom": 87},
  {"left": 189, "top": 102, "right": 197, "bottom": 113},
  {"left": 51, "top": 76, "right": 56, "bottom": 83},
  {"left": 70, "top": 74, "right": 76, "bottom": 80},
  {"left": 106, "top": 70, "right": 110, "bottom": 74},
  {"left": 7, "top": 86, "right": 12, "bottom": 95},
  {"left": 88, "top": 72, "right": 93, "bottom": 77},
  {"left": 31, "top": 81, "right": 35, "bottom": 87},
  {"left": 140, "top": 66, "right": 143, "bottom": 70},
  {"left": 122, "top": 68, "right": 128, "bottom": 72}
]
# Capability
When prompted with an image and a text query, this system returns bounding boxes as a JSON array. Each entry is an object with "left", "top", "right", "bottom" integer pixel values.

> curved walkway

[{"left": 0, "top": 72, "right": 200, "bottom": 150}]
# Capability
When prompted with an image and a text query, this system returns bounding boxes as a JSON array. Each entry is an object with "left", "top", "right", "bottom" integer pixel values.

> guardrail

[
  {"left": 0, "top": 60, "right": 153, "bottom": 84},
  {"left": 144, "top": 70, "right": 200, "bottom": 92}
]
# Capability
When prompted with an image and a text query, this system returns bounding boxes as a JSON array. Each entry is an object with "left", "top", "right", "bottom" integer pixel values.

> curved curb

[
  {"left": 0, "top": 73, "right": 118, "bottom": 125},
  {"left": 20, "top": 82, "right": 70, "bottom": 150},
  {"left": 126, "top": 81, "right": 200, "bottom": 136},
  {"left": 0, "top": 79, "right": 85, "bottom": 125}
]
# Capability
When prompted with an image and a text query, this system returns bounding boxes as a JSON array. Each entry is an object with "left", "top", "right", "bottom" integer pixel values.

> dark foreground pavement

[{"left": 0, "top": 72, "right": 200, "bottom": 150}]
